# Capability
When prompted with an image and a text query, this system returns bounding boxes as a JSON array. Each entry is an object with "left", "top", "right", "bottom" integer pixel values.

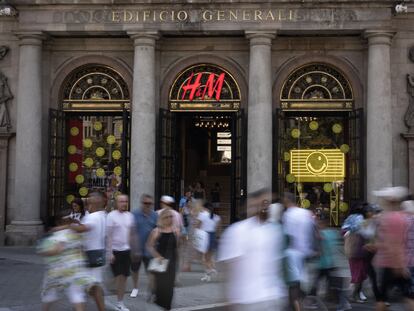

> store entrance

[
  {"left": 157, "top": 109, "right": 246, "bottom": 225},
  {"left": 275, "top": 109, "right": 363, "bottom": 226}
]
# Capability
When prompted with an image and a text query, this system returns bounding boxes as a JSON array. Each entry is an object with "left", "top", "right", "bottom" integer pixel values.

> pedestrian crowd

[{"left": 36, "top": 185, "right": 414, "bottom": 311}]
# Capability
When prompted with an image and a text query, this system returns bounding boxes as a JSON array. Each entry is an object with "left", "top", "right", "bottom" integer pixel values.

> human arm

[{"left": 146, "top": 228, "right": 163, "bottom": 260}]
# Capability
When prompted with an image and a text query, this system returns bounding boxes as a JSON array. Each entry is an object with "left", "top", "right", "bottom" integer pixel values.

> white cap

[
  {"left": 372, "top": 186, "right": 408, "bottom": 201},
  {"left": 160, "top": 195, "right": 175, "bottom": 204}
]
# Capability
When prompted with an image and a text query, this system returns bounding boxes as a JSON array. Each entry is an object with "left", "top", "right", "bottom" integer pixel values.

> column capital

[
  {"left": 127, "top": 31, "right": 160, "bottom": 47},
  {"left": 14, "top": 32, "right": 47, "bottom": 47},
  {"left": 364, "top": 30, "right": 395, "bottom": 46},
  {"left": 245, "top": 31, "right": 276, "bottom": 46}
]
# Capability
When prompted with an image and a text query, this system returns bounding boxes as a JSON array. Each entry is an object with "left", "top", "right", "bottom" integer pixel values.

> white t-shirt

[
  {"left": 282, "top": 206, "right": 314, "bottom": 256},
  {"left": 81, "top": 211, "right": 106, "bottom": 251},
  {"left": 197, "top": 210, "right": 221, "bottom": 233},
  {"left": 218, "top": 217, "right": 286, "bottom": 304},
  {"left": 106, "top": 210, "right": 134, "bottom": 251}
]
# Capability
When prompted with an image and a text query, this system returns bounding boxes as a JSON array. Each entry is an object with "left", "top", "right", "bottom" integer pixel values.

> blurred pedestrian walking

[
  {"left": 106, "top": 194, "right": 134, "bottom": 311},
  {"left": 218, "top": 188, "right": 286, "bottom": 310},
  {"left": 281, "top": 192, "right": 314, "bottom": 311},
  {"left": 70, "top": 198, "right": 85, "bottom": 221},
  {"left": 38, "top": 209, "right": 92, "bottom": 311},
  {"left": 130, "top": 194, "right": 158, "bottom": 298},
  {"left": 158, "top": 195, "right": 183, "bottom": 232},
  {"left": 197, "top": 201, "right": 221, "bottom": 282},
  {"left": 147, "top": 209, "right": 180, "bottom": 310},
  {"left": 372, "top": 186, "right": 414, "bottom": 311},
  {"left": 342, "top": 202, "right": 369, "bottom": 303}
]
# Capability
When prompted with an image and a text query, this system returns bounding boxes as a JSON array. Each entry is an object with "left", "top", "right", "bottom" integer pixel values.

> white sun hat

[
  {"left": 160, "top": 195, "right": 175, "bottom": 204},
  {"left": 372, "top": 186, "right": 408, "bottom": 201}
]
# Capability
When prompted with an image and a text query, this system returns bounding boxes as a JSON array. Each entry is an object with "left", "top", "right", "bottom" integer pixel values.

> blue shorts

[{"left": 207, "top": 232, "right": 217, "bottom": 252}]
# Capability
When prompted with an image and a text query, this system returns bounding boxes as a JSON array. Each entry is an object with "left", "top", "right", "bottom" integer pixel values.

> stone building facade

[{"left": 0, "top": 0, "right": 413, "bottom": 244}]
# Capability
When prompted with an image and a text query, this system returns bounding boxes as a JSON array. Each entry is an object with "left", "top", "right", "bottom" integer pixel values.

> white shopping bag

[{"left": 192, "top": 228, "right": 209, "bottom": 254}]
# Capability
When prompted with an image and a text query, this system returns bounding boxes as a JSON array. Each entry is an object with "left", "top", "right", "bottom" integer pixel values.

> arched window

[
  {"left": 280, "top": 63, "right": 354, "bottom": 110},
  {"left": 61, "top": 65, "right": 130, "bottom": 111},
  {"left": 169, "top": 64, "right": 241, "bottom": 111}
]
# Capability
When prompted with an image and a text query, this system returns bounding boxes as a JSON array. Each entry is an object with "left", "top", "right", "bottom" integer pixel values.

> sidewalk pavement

[{"left": 0, "top": 247, "right": 406, "bottom": 311}]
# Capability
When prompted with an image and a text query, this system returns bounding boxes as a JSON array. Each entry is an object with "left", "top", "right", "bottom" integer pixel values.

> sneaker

[
  {"left": 385, "top": 302, "right": 391, "bottom": 307},
  {"left": 130, "top": 288, "right": 139, "bottom": 298},
  {"left": 201, "top": 274, "right": 211, "bottom": 282},
  {"left": 115, "top": 301, "right": 130, "bottom": 311},
  {"left": 359, "top": 291, "right": 367, "bottom": 301}
]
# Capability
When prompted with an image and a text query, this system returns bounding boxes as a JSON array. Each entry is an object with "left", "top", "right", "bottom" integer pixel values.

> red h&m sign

[{"left": 181, "top": 72, "right": 225, "bottom": 101}]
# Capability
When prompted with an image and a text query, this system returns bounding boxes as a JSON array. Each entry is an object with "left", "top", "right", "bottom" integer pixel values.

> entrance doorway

[
  {"left": 157, "top": 110, "right": 246, "bottom": 225},
  {"left": 275, "top": 110, "right": 363, "bottom": 225}
]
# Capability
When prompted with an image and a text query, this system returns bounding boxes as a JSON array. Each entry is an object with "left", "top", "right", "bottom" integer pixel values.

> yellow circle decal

[
  {"left": 107, "top": 135, "right": 116, "bottom": 145},
  {"left": 306, "top": 152, "right": 328, "bottom": 175},
  {"left": 67, "top": 145, "right": 77, "bottom": 155},
  {"left": 332, "top": 123, "right": 343, "bottom": 134},
  {"left": 96, "top": 168, "right": 105, "bottom": 177},
  {"left": 309, "top": 121, "right": 319, "bottom": 131},
  {"left": 114, "top": 191, "right": 122, "bottom": 198},
  {"left": 283, "top": 152, "right": 290, "bottom": 162},
  {"left": 70, "top": 127, "right": 79, "bottom": 136},
  {"left": 96, "top": 147, "right": 105, "bottom": 157},
  {"left": 339, "top": 202, "right": 349, "bottom": 213},
  {"left": 69, "top": 162, "right": 78, "bottom": 172},
  {"left": 66, "top": 194, "right": 75, "bottom": 204},
  {"left": 291, "top": 128, "right": 301, "bottom": 139},
  {"left": 301, "top": 199, "right": 311, "bottom": 208},
  {"left": 79, "top": 187, "right": 88, "bottom": 197},
  {"left": 94, "top": 121, "right": 103, "bottom": 131},
  {"left": 114, "top": 166, "right": 122, "bottom": 176},
  {"left": 340, "top": 144, "right": 350, "bottom": 154},
  {"left": 323, "top": 183, "right": 333, "bottom": 193},
  {"left": 83, "top": 138, "right": 93, "bottom": 148},
  {"left": 286, "top": 174, "right": 296, "bottom": 183},
  {"left": 84, "top": 157, "right": 93, "bottom": 168},
  {"left": 112, "top": 150, "right": 121, "bottom": 160},
  {"left": 75, "top": 175, "right": 84, "bottom": 184},
  {"left": 330, "top": 200, "right": 336, "bottom": 210}
]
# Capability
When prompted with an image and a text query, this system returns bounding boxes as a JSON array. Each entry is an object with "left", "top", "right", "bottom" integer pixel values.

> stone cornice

[{"left": 10, "top": 0, "right": 408, "bottom": 5}]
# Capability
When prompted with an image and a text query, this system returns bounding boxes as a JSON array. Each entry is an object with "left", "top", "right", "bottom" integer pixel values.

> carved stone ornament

[
  {"left": 409, "top": 46, "right": 414, "bottom": 63},
  {"left": 0, "top": 71, "right": 12, "bottom": 131},
  {"left": 406, "top": 74, "right": 414, "bottom": 132},
  {"left": 0, "top": 46, "right": 8, "bottom": 61}
]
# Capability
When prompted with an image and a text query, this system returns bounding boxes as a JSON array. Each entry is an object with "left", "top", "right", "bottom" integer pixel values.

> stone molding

[
  {"left": 128, "top": 31, "right": 160, "bottom": 47},
  {"left": 245, "top": 31, "right": 276, "bottom": 46},
  {"left": 364, "top": 30, "right": 395, "bottom": 46},
  {"left": 14, "top": 32, "right": 47, "bottom": 46}
]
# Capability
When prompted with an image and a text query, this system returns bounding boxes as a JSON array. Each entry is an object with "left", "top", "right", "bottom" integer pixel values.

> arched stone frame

[
  {"left": 50, "top": 55, "right": 133, "bottom": 110},
  {"left": 160, "top": 54, "right": 248, "bottom": 111},
  {"left": 272, "top": 55, "right": 364, "bottom": 110}
]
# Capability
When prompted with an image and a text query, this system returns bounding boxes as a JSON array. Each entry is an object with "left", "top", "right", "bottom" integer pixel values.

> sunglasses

[{"left": 142, "top": 202, "right": 153, "bottom": 205}]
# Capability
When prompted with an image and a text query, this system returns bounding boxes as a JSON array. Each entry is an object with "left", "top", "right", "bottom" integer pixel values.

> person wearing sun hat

[
  {"left": 372, "top": 186, "right": 414, "bottom": 311},
  {"left": 157, "top": 195, "right": 183, "bottom": 233}
]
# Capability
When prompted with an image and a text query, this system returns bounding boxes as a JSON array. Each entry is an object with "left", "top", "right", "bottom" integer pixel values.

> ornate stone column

[
  {"left": 6, "top": 32, "right": 45, "bottom": 244},
  {"left": 245, "top": 31, "right": 276, "bottom": 194},
  {"left": 128, "top": 31, "right": 159, "bottom": 209},
  {"left": 0, "top": 132, "right": 14, "bottom": 245},
  {"left": 365, "top": 30, "right": 394, "bottom": 202}
]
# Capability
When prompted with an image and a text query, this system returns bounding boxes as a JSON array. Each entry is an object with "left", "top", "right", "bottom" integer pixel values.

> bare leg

[
  {"left": 376, "top": 302, "right": 386, "bottom": 311},
  {"left": 132, "top": 271, "right": 139, "bottom": 289},
  {"left": 405, "top": 298, "right": 414, "bottom": 310},
  {"left": 73, "top": 303, "right": 85, "bottom": 311},
  {"left": 116, "top": 275, "right": 127, "bottom": 302},
  {"left": 89, "top": 285, "right": 105, "bottom": 311},
  {"left": 42, "top": 302, "right": 53, "bottom": 311}
]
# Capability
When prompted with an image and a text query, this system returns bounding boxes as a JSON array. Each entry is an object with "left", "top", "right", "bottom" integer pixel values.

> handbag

[
  {"left": 148, "top": 258, "right": 169, "bottom": 273},
  {"left": 193, "top": 228, "right": 209, "bottom": 254},
  {"left": 344, "top": 231, "right": 365, "bottom": 258},
  {"left": 85, "top": 249, "right": 106, "bottom": 267}
]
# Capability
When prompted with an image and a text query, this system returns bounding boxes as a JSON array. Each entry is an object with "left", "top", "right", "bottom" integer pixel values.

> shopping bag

[{"left": 192, "top": 228, "right": 209, "bottom": 254}]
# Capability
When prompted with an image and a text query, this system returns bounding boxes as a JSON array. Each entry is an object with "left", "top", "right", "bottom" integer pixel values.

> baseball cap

[{"left": 160, "top": 195, "right": 175, "bottom": 204}]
